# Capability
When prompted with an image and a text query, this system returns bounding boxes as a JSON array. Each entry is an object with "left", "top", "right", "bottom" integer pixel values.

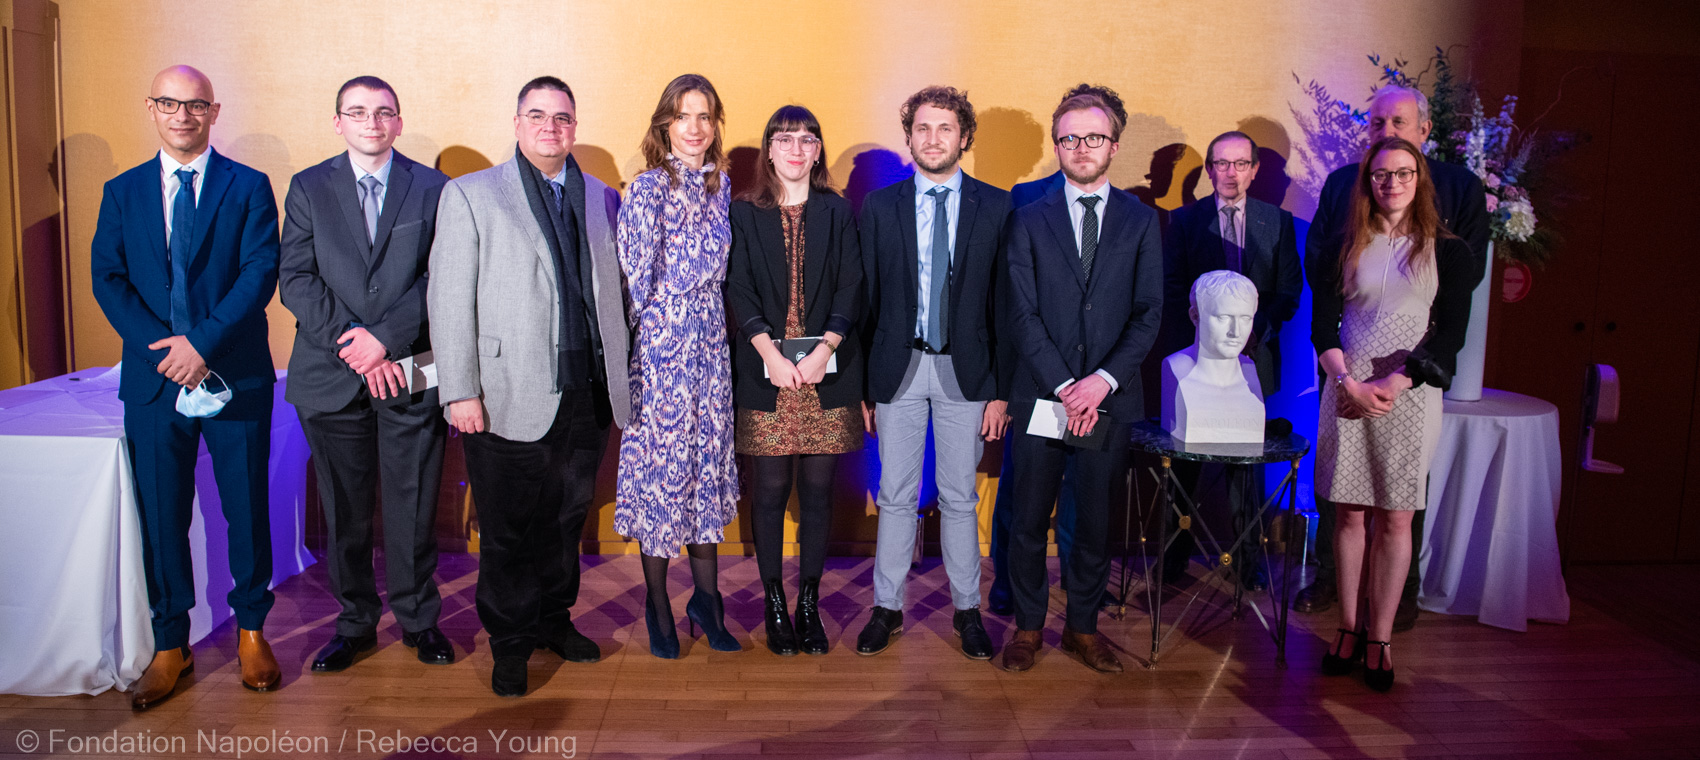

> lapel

[
  {"left": 1089, "top": 189, "right": 1132, "bottom": 294},
  {"left": 950, "top": 175, "right": 980, "bottom": 302},
  {"left": 802, "top": 193, "right": 830, "bottom": 326},
  {"left": 186, "top": 148, "right": 235, "bottom": 272},
  {"left": 137, "top": 158, "right": 169, "bottom": 274},
  {"left": 368, "top": 151, "right": 415, "bottom": 262},
  {"left": 1244, "top": 197, "right": 1274, "bottom": 279},
  {"left": 1202, "top": 197, "right": 1227, "bottom": 272},
  {"left": 1040, "top": 191, "right": 1087, "bottom": 292},
  {"left": 894, "top": 177, "right": 919, "bottom": 308},
  {"left": 754, "top": 202, "right": 789, "bottom": 318},
  {"left": 328, "top": 152, "right": 372, "bottom": 261},
  {"left": 496, "top": 158, "right": 556, "bottom": 285},
  {"left": 581, "top": 172, "right": 617, "bottom": 297}
]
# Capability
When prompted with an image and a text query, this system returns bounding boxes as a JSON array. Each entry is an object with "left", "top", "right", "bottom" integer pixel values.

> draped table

[
  {"left": 0, "top": 367, "right": 313, "bottom": 696},
  {"left": 1419, "top": 388, "right": 1570, "bottom": 631}
]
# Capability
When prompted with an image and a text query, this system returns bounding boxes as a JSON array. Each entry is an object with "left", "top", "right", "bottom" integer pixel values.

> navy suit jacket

[
  {"left": 91, "top": 148, "right": 280, "bottom": 412},
  {"left": 1163, "top": 194, "right": 1302, "bottom": 396},
  {"left": 279, "top": 150, "right": 448, "bottom": 413},
  {"left": 1006, "top": 185, "right": 1164, "bottom": 421},
  {"left": 1010, "top": 171, "right": 1066, "bottom": 209},
  {"left": 860, "top": 173, "right": 1013, "bottom": 404}
]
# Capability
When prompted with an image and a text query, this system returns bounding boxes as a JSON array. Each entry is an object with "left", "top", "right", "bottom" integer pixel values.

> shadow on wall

[
  {"left": 726, "top": 145, "right": 760, "bottom": 200},
  {"left": 435, "top": 145, "right": 492, "bottom": 179},
  {"left": 64, "top": 133, "right": 117, "bottom": 370},
  {"left": 222, "top": 134, "right": 294, "bottom": 189},
  {"left": 1235, "top": 115, "right": 1298, "bottom": 210},
  {"left": 1111, "top": 112, "right": 1187, "bottom": 205},
  {"left": 574, "top": 145, "right": 623, "bottom": 190},
  {"left": 973, "top": 107, "right": 1045, "bottom": 190},
  {"left": 1128, "top": 143, "right": 1202, "bottom": 213},
  {"left": 830, "top": 143, "right": 908, "bottom": 216}
]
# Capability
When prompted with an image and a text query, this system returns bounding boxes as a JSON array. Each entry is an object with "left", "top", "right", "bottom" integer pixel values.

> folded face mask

[{"left": 176, "top": 371, "right": 232, "bottom": 418}]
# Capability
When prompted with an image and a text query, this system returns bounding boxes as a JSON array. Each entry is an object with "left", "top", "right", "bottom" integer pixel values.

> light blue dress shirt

[{"left": 913, "top": 168, "right": 963, "bottom": 340}]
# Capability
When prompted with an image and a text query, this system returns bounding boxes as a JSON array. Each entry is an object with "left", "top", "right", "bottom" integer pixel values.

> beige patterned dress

[{"left": 1316, "top": 234, "right": 1444, "bottom": 511}]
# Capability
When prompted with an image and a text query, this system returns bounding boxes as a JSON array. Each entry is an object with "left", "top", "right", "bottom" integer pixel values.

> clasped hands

[
  {"left": 338, "top": 326, "right": 406, "bottom": 400},
  {"left": 1057, "top": 374, "right": 1111, "bottom": 437},
  {"left": 1336, "top": 373, "right": 1411, "bottom": 419}
]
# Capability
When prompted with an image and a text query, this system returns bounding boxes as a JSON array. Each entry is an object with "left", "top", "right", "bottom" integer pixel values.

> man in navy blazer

[
  {"left": 279, "top": 76, "right": 453, "bottom": 673},
  {"left": 1295, "top": 84, "right": 1489, "bottom": 630},
  {"left": 855, "top": 87, "right": 1011, "bottom": 661},
  {"left": 1001, "top": 91, "right": 1163, "bottom": 674},
  {"left": 90, "top": 65, "right": 281, "bottom": 709},
  {"left": 1160, "top": 130, "right": 1303, "bottom": 584},
  {"left": 986, "top": 83, "right": 1132, "bottom": 617}
]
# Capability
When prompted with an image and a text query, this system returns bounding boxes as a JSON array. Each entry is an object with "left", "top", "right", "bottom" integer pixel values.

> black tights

[
  {"left": 748, "top": 454, "right": 838, "bottom": 584},
  {"left": 640, "top": 543, "right": 719, "bottom": 619}
]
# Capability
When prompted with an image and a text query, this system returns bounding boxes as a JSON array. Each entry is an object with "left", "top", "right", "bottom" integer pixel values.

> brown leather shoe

[
  {"left": 1001, "top": 629, "right": 1042, "bottom": 672},
  {"left": 238, "top": 629, "right": 281, "bottom": 692},
  {"left": 1061, "top": 628, "right": 1124, "bottom": 674},
  {"left": 131, "top": 647, "right": 194, "bottom": 710}
]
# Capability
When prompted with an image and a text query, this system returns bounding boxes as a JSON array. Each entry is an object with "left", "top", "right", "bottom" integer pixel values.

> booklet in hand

[
  {"left": 1025, "top": 398, "right": 1113, "bottom": 450},
  {"left": 763, "top": 337, "right": 838, "bottom": 378}
]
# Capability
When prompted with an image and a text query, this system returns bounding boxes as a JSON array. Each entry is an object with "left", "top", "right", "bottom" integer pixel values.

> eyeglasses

[
  {"left": 339, "top": 108, "right": 400, "bottom": 123},
  {"left": 149, "top": 97, "right": 213, "bottom": 116},
  {"left": 521, "top": 110, "right": 577, "bottom": 128},
  {"left": 770, "top": 134, "right": 821, "bottom": 150},
  {"left": 1370, "top": 168, "right": 1418, "bottom": 185},
  {"left": 1055, "top": 134, "right": 1110, "bottom": 150},
  {"left": 1210, "top": 159, "right": 1254, "bottom": 173}
]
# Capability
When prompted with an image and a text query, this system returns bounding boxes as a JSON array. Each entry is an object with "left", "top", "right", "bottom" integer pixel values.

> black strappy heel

[
  {"left": 1364, "top": 639, "right": 1395, "bottom": 692},
  {"left": 1321, "top": 627, "right": 1365, "bottom": 676}
]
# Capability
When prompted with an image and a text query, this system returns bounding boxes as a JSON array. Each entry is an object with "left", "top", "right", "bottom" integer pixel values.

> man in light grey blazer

[{"left": 427, "top": 76, "right": 630, "bottom": 698}]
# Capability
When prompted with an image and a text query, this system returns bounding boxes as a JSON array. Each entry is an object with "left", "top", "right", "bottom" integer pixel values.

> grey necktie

[
  {"left": 358, "top": 175, "right": 382, "bottom": 244},
  {"left": 1078, "top": 195, "right": 1100, "bottom": 282},
  {"left": 926, "top": 186, "right": 951, "bottom": 350},
  {"left": 1222, "top": 204, "right": 1243, "bottom": 272}
]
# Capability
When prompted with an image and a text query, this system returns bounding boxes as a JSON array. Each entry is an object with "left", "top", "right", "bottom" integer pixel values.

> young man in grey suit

[
  {"left": 279, "top": 76, "right": 453, "bottom": 673},
  {"left": 855, "top": 86, "right": 1012, "bottom": 660},
  {"left": 427, "top": 76, "right": 631, "bottom": 697},
  {"left": 1159, "top": 130, "right": 1303, "bottom": 587}
]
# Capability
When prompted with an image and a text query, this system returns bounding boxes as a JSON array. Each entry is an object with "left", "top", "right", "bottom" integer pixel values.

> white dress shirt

[
  {"left": 349, "top": 149, "right": 395, "bottom": 217},
  {"left": 160, "top": 149, "right": 212, "bottom": 243},
  {"left": 913, "top": 168, "right": 963, "bottom": 340},
  {"left": 1056, "top": 178, "right": 1119, "bottom": 395}
]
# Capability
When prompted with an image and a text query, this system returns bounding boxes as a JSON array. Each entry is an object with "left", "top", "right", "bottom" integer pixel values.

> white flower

[{"left": 1502, "top": 198, "right": 1536, "bottom": 241}]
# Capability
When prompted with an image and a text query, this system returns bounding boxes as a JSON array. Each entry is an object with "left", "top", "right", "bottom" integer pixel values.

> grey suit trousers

[{"left": 873, "top": 350, "right": 986, "bottom": 611}]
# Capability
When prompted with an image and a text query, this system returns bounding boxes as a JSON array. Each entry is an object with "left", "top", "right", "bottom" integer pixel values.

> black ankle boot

[
  {"left": 685, "top": 589, "right": 741, "bottom": 652},
  {"left": 644, "top": 596, "right": 680, "bottom": 659},
  {"left": 794, "top": 578, "right": 828, "bottom": 655},
  {"left": 762, "top": 580, "right": 799, "bottom": 656}
]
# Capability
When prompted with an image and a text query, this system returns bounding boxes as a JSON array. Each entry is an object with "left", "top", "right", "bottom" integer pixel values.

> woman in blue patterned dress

[{"left": 615, "top": 74, "right": 742, "bottom": 659}]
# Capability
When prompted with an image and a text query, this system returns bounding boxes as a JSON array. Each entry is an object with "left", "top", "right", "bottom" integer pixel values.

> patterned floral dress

[
  {"left": 614, "top": 155, "right": 740, "bottom": 556},
  {"left": 735, "top": 204, "right": 864, "bottom": 455}
]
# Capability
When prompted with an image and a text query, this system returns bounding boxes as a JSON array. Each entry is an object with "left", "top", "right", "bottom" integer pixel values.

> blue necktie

[
  {"left": 926, "top": 186, "right": 951, "bottom": 351},
  {"left": 168, "top": 167, "right": 196, "bottom": 333},
  {"left": 358, "top": 175, "right": 382, "bottom": 244}
]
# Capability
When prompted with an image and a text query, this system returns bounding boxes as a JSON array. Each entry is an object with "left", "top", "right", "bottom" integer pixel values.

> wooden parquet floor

[{"left": 3, "top": 553, "right": 1698, "bottom": 759}]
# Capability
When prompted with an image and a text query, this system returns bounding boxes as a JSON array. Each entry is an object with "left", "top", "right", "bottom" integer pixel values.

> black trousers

[
  {"left": 1008, "top": 416, "right": 1127, "bottom": 634},
  {"left": 463, "top": 390, "right": 610, "bottom": 658},
  {"left": 298, "top": 389, "right": 447, "bottom": 638}
]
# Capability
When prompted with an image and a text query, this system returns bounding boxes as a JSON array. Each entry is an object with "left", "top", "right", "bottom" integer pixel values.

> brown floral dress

[{"left": 734, "top": 204, "right": 864, "bottom": 456}]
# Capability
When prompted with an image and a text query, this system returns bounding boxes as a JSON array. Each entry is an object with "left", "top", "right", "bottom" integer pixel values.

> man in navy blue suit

[
  {"left": 1001, "top": 90, "right": 1163, "bottom": 674},
  {"left": 90, "top": 65, "right": 282, "bottom": 710},
  {"left": 987, "top": 83, "right": 1129, "bottom": 617}
]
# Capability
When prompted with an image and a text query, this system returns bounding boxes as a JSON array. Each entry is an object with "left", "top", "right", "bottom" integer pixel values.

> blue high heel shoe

[
  {"left": 685, "top": 589, "right": 742, "bottom": 652},
  {"left": 645, "top": 596, "right": 680, "bottom": 659}
]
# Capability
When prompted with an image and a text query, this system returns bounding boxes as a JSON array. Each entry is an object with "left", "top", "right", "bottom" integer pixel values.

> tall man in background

[
  {"left": 280, "top": 76, "right": 453, "bottom": 673},
  {"left": 91, "top": 65, "right": 282, "bottom": 709},
  {"left": 1296, "top": 84, "right": 1489, "bottom": 631}
]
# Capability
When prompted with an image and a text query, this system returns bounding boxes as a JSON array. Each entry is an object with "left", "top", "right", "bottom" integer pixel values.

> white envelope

[
  {"left": 395, "top": 350, "right": 438, "bottom": 394},
  {"left": 1025, "top": 398, "right": 1069, "bottom": 440}
]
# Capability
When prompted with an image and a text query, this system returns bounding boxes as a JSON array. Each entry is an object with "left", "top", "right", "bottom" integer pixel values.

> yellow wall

[{"left": 58, "top": 0, "right": 1523, "bottom": 373}]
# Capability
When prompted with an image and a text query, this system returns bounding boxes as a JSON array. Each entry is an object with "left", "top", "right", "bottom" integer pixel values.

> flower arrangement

[{"left": 1293, "top": 48, "right": 1584, "bottom": 266}]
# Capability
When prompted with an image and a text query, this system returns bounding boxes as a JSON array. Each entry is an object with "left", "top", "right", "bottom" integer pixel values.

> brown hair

[
  {"left": 899, "top": 85, "right": 977, "bottom": 151},
  {"left": 639, "top": 74, "right": 727, "bottom": 196},
  {"left": 1206, "top": 130, "right": 1260, "bottom": 165},
  {"left": 738, "top": 104, "right": 837, "bottom": 209},
  {"left": 336, "top": 75, "right": 398, "bottom": 114},
  {"left": 1337, "top": 136, "right": 1451, "bottom": 291},
  {"left": 1061, "top": 83, "right": 1128, "bottom": 125},
  {"left": 1050, "top": 92, "right": 1126, "bottom": 144}
]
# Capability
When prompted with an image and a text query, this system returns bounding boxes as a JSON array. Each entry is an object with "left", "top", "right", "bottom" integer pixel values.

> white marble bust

[{"left": 1162, "top": 270, "right": 1265, "bottom": 443}]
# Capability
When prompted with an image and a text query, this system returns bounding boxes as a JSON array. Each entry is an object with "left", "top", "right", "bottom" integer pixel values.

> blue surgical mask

[{"left": 175, "top": 371, "right": 231, "bottom": 418}]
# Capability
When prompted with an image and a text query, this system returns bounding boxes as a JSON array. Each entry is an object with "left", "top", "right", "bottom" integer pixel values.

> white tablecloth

[
  {"left": 1419, "top": 388, "right": 1570, "bottom": 631},
  {"left": 0, "top": 367, "right": 314, "bottom": 696}
]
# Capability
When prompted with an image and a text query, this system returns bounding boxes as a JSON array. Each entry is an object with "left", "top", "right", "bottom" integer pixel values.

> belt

[{"left": 911, "top": 338, "right": 949, "bottom": 355}]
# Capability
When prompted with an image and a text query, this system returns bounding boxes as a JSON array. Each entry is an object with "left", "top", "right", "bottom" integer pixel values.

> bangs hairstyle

[
  {"left": 1050, "top": 92, "right": 1125, "bottom": 143},
  {"left": 899, "top": 85, "right": 977, "bottom": 151},
  {"left": 738, "top": 104, "right": 837, "bottom": 209},
  {"left": 336, "top": 75, "right": 398, "bottom": 114},
  {"left": 640, "top": 73, "right": 728, "bottom": 196},
  {"left": 1337, "top": 136, "right": 1452, "bottom": 293}
]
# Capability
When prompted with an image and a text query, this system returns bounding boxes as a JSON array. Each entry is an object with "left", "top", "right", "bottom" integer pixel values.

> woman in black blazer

[{"left": 724, "top": 105, "right": 863, "bottom": 656}]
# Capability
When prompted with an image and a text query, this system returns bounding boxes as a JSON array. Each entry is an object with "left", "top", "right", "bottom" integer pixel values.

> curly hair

[{"left": 899, "top": 85, "right": 977, "bottom": 151}]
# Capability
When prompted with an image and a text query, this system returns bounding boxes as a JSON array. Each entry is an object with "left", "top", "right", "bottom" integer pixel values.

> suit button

[
  {"left": 1076, "top": 344, "right": 1085, "bottom": 352},
  {"left": 368, "top": 286, "right": 379, "bottom": 294},
  {"left": 1085, "top": 303, "right": 1092, "bottom": 310}
]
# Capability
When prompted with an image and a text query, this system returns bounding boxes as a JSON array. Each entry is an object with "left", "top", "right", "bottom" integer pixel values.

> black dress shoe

[
  {"left": 953, "top": 608, "right": 994, "bottom": 660},
  {"left": 310, "top": 633, "right": 376, "bottom": 672},
  {"left": 492, "top": 655, "right": 527, "bottom": 697},
  {"left": 761, "top": 579, "right": 799, "bottom": 656},
  {"left": 1393, "top": 594, "right": 1419, "bottom": 633},
  {"left": 537, "top": 623, "right": 601, "bottom": 663},
  {"left": 1293, "top": 577, "right": 1336, "bottom": 613},
  {"left": 855, "top": 607, "right": 902, "bottom": 656},
  {"left": 402, "top": 627, "right": 454, "bottom": 665},
  {"left": 986, "top": 587, "right": 1014, "bottom": 617}
]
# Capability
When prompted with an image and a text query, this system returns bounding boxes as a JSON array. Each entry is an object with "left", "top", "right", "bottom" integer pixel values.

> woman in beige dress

[{"left": 1310, "top": 136, "right": 1475, "bottom": 691}]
